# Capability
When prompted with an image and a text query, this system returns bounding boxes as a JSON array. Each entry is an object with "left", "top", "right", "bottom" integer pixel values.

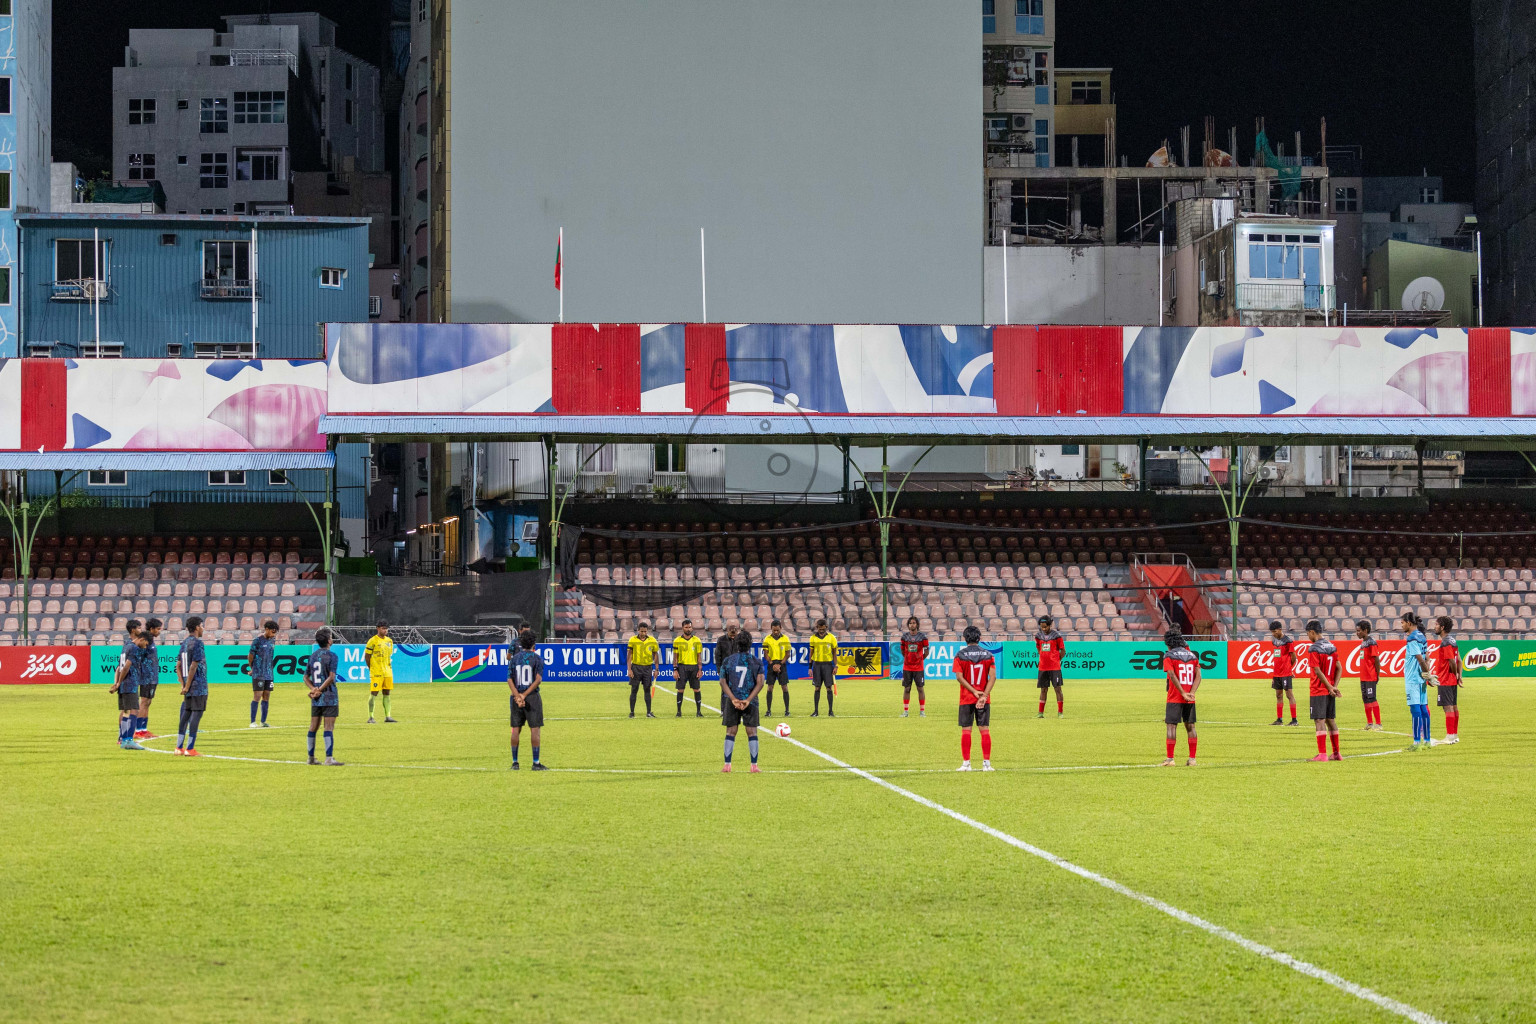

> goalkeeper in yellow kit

[{"left": 365, "top": 621, "right": 397, "bottom": 723}]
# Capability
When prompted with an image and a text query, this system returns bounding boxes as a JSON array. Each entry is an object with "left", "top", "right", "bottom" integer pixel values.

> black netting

[{"left": 331, "top": 570, "right": 547, "bottom": 633}]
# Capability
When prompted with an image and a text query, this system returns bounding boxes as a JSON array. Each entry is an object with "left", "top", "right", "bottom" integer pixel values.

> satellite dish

[{"left": 1402, "top": 276, "right": 1445, "bottom": 311}]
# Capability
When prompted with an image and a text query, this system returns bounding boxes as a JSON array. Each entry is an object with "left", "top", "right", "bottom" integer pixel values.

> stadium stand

[{"left": 0, "top": 535, "right": 324, "bottom": 646}]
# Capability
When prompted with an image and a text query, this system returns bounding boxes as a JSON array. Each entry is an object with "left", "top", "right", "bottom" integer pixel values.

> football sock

[
  {"left": 383, "top": 694, "right": 393, "bottom": 718},
  {"left": 185, "top": 710, "right": 203, "bottom": 749},
  {"left": 119, "top": 716, "right": 132, "bottom": 742},
  {"left": 136, "top": 715, "right": 147, "bottom": 732},
  {"left": 1057, "top": 699, "right": 1064, "bottom": 714},
  {"left": 1330, "top": 731, "right": 1340, "bottom": 755},
  {"left": 917, "top": 693, "right": 924, "bottom": 709},
  {"left": 642, "top": 686, "right": 652, "bottom": 712},
  {"left": 1447, "top": 709, "right": 1458, "bottom": 736},
  {"left": 1289, "top": 700, "right": 1298, "bottom": 718},
  {"left": 307, "top": 731, "right": 317, "bottom": 756},
  {"left": 510, "top": 739, "right": 519, "bottom": 764},
  {"left": 250, "top": 700, "right": 258, "bottom": 723},
  {"left": 813, "top": 689, "right": 822, "bottom": 713},
  {"left": 1166, "top": 737, "right": 1175, "bottom": 758},
  {"left": 629, "top": 684, "right": 639, "bottom": 713},
  {"left": 1188, "top": 735, "right": 1197, "bottom": 758},
  {"left": 979, "top": 730, "right": 991, "bottom": 760},
  {"left": 748, "top": 737, "right": 759, "bottom": 764},
  {"left": 961, "top": 731, "right": 972, "bottom": 760},
  {"left": 825, "top": 690, "right": 833, "bottom": 714},
  {"left": 177, "top": 703, "right": 192, "bottom": 747},
  {"left": 764, "top": 690, "right": 773, "bottom": 715},
  {"left": 532, "top": 745, "right": 540, "bottom": 764},
  {"left": 695, "top": 691, "right": 703, "bottom": 713},
  {"left": 324, "top": 731, "right": 334, "bottom": 757},
  {"left": 369, "top": 694, "right": 376, "bottom": 716},
  {"left": 678, "top": 690, "right": 686, "bottom": 713},
  {"left": 260, "top": 700, "right": 269, "bottom": 724},
  {"left": 1039, "top": 698, "right": 1046, "bottom": 714},
  {"left": 903, "top": 695, "right": 910, "bottom": 711},
  {"left": 1277, "top": 699, "right": 1283, "bottom": 719},
  {"left": 723, "top": 735, "right": 735, "bottom": 763},
  {"left": 1316, "top": 733, "right": 1327, "bottom": 754}
]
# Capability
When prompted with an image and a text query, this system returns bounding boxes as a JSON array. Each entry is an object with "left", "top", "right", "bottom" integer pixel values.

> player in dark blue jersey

[
  {"left": 508, "top": 629, "right": 548, "bottom": 771},
  {"left": 247, "top": 619, "right": 279, "bottom": 728},
  {"left": 306, "top": 629, "right": 344, "bottom": 765},
  {"left": 130, "top": 618, "right": 163, "bottom": 739},
  {"left": 111, "top": 627, "right": 150, "bottom": 750},
  {"left": 719, "top": 646, "right": 765, "bottom": 773},
  {"left": 175, "top": 617, "right": 208, "bottom": 756}
]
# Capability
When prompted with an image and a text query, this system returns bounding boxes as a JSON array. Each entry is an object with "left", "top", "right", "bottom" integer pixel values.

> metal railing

[
  {"left": 228, "top": 48, "right": 298, "bottom": 74},
  {"left": 1236, "top": 281, "right": 1333, "bottom": 312},
  {"left": 199, "top": 278, "right": 260, "bottom": 300},
  {"left": 50, "top": 279, "right": 110, "bottom": 302}
]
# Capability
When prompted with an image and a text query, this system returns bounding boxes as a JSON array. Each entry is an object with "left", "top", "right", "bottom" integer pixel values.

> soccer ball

[{"left": 774, "top": 722, "right": 792, "bottom": 738}]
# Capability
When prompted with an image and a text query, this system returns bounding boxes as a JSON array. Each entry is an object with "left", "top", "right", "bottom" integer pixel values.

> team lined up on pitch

[{"left": 107, "top": 610, "right": 1466, "bottom": 771}]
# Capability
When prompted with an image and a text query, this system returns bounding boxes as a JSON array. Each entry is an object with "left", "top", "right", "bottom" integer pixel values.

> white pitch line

[{"left": 770, "top": 728, "right": 1445, "bottom": 1024}]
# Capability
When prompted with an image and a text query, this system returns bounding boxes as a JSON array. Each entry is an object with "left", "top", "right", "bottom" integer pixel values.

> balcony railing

[
  {"left": 50, "top": 279, "right": 110, "bottom": 302},
  {"left": 228, "top": 48, "right": 298, "bottom": 74},
  {"left": 199, "top": 278, "right": 261, "bottom": 300},
  {"left": 1236, "top": 281, "right": 1333, "bottom": 312}
]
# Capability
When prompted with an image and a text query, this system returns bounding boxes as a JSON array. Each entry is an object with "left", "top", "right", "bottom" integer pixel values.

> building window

[
  {"left": 578, "top": 444, "right": 614, "bottom": 474},
  {"left": 654, "top": 443, "right": 687, "bottom": 473},
  {"left": 127, "top": 153, "right": 156, "bottom": 180},
  {"left": 345, "top": 63, "right": 354, "bottom": 90},
  {"left": 0, "top": 78, "right": 10, "bottom": 115},
  {"left": 202, "top": 240, "right": 252, "bottom": 297},
  {"left": 1419, "top": 186, "right": 1441, "bottom": 204},
  {"left": 128, "top": 98, "right": 156, "bottom": 125},
  {"left": 0, "top": 267, "right": 9, "bottom": 306},
  {"left": 199, "top": 97, "right": 229, "bottom": 134},
  {"left": 418, "top": 0, "right": 427, "bottom": 20},
  {"left": 344, "top": 98, "right": 354, "bottom": 125},
  {"left": 193, "top": 342, "right": 255, "bottom": 359},
  {"left": 1069, "top": 80, "right": 1102, "bottom": 104},
  {"left": 235, "top": 148, "right": 284, "bottom": 181},
  {"left": 982, "top": 0, "right": 996, "bottom": 33},
  {"left": 1334, "top": 186, "right": 1359, "bottom": 213},
  {"left": 268, "top": 470, "right": 288, "bottom": 486},
  {"left": 319, "top": 266, "right": 345, "bottom": 289},
  {"left": 0, "top": 1, "right": 10, "bottom": 14},
  {"left": 160, "top": 233, "right": 177, "bottom": 246},
  {"left": 0, "top": 171, "right": 9, "bottom": 210},
  {"left": 200, "top": 208, "right": 229, "bottom": 215},
  {"left": 55, "top": 239, "right": 108, "bottom": 284},
  {"left": 88, "top": 470, "right": 128, "bottom": 487},
  {"left": 233, "top": 90, "right": 286, "bottom": 124},
  {"left": 1014, "top": 0, "right": 1044, "bottom": 34},
  {"left": 166, "top": 343, "right": 183, "bottom": 357},
  {"left": 199, "top": 152, "right": 229, "bottom": 188},
  {"left": 1248, "top": 233, "right": 1320, "bottom": 280},
  {"left": 1061, "top": 444, "right": 1081, "bottom": 456},
  {"left": 208, "top": 471, "right": 246, "bottom": 486}
]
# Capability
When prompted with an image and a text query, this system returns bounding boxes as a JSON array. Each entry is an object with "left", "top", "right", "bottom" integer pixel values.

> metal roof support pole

[
  {"left": 281, "top": 472, "right": 334, "bottom": 626},
  {"left": 545, "top": 436, "right": 558, "bottom": 640},
  {"left": 1190, "top": 440, "right": 1280, "bottom": 637},
  {"left": 845, "top": 443, "right": 935, "bottom": 648}
]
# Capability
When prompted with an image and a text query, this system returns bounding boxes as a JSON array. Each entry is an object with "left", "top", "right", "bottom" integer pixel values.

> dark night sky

[{"left": 55, "top": 0, "right": 1476, "bottom": 198}]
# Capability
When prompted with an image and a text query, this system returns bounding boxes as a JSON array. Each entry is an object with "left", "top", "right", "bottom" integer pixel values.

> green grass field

[{"left": 3, "top": 676, "right": 1533, "bottom": 1024}]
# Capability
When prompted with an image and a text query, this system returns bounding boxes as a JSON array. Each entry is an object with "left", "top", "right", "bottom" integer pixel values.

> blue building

[
  {"left": 0, "top": 0, "right": 54, "bottom": 357},
  {"left": 17, "top": 212, "right": 369, "bottom": 358},
  {"left": 16, "top": 211, "right": 371, "bottom": 551}
]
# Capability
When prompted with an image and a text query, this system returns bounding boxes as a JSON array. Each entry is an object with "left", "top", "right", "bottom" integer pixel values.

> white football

[{"left": 774, "top": 722, "right": 792, "bottom": 738}]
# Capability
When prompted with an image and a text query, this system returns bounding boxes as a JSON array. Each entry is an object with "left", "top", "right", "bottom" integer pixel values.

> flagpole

[
  {"left": 558, "top": 227, "right": 564, "bottom": 323},
  {"left": 700, "top": 227, "right": 707, "bottom": 322}
]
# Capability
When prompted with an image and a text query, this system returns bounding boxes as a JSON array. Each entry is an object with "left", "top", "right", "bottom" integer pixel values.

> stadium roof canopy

[
  {"left": 0, "top": 452, "right": 335, "bottom": 472},
  {"left": 320, "top": 415, "right": 1536, "bottom": 448}
]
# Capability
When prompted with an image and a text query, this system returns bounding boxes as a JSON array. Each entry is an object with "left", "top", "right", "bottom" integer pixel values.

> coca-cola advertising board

[
  {"left": 1227, "top": 639, "right": 1411, "bottom": 680},
  {"left": 0, "top": 646, "right": 90, "bottom": 684}
]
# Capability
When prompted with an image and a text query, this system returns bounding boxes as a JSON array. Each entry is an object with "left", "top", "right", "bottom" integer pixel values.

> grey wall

[
  {"left": 447, "top": 0, "right": 980, "bottom": 325},
  {"left": 984, "top": 244, "right": 1160, "bottom": 325}
]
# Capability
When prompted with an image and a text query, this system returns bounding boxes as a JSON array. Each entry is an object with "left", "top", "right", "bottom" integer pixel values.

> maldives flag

[{"left": 554, "top": 231, "right": 562, "bottom": 290}]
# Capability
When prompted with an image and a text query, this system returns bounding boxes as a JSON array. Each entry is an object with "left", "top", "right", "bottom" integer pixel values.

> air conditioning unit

[
  {"left": 1010, "top": 114, "right": 1033, "bottom": 131},
  {"left": 368, "top": 295, "right": 383, "bottom": 317},
  {"left": 82, "top": 281, "right": 109, "bottom": 300}
]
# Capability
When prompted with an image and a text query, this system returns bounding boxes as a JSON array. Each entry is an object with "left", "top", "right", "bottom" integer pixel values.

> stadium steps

[{"left": 1100, "top": 565, "right": 1165, "bottom": 637}]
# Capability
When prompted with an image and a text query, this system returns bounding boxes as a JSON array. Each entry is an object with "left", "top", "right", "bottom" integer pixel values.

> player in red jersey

[
  {"left": 898, "top": 617, "right": 929, "bottom": 718},
  {"left": 1034, "top": 615, "right": 1066, "bottom": 718},
  {"left": 1432, "top": 615, "right": 1462, "bottom": 744},
  {"left": 1305, "top": 620, "right": 1342, "bottom": 761},
  {"left": 1268, "top": 620, "right": 1299, "bottom": 725},
  {"left": 1162, "top": 630, "right": 1201, "bottom": 767},
  {"left": 1354, "top": 620, "right": 1383, "bottom": 730},
  {"left": 953, "top": 626, "right": 996, "bottom": 772}
]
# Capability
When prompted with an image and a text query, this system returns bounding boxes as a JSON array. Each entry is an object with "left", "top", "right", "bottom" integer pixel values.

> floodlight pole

[{"left": 1190, "top": 440, "right": 1281, "bottom": 635}]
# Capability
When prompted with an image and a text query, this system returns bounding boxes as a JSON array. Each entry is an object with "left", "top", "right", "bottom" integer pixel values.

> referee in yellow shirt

[
  {"left": 762, "top": 619, "right": 794, "bottom": 716},
  {"left": 627, "top": 622, "right": 660, "bottom": 718},
  {"left": 809, "top": 619, "right": 838, "bottom": 717},
  {"left": 672, "top": 619, "right": 705, "bottom": 717}
]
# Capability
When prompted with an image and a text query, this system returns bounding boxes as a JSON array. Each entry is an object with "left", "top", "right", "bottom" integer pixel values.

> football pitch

[{"left": 3, "top": 678, "right": 1533, "bottom": 1024}]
